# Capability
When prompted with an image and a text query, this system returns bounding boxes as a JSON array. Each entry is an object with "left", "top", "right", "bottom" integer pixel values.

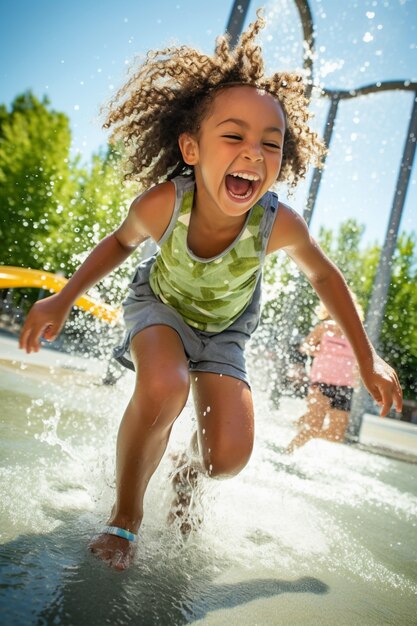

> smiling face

[{"left": 178, "top": 85, "right": 286, "bottom": 218}]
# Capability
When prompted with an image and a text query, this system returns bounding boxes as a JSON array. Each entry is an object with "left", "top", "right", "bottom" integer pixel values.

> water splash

[{"left": 0, "top": 355, "right": 416, "bottom": 624}]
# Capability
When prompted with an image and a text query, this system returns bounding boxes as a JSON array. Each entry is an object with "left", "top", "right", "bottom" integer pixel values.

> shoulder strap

[
  {"left": 156, "top": 176, "right": 194, "bottom": 246},
  {"left": 258, "top": 191, "right": 279, "bottom": 263}
]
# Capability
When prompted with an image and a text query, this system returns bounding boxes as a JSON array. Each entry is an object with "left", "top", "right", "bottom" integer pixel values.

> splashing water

[{"left": 0, "top": 345, "right": 416, "bottom": 626}]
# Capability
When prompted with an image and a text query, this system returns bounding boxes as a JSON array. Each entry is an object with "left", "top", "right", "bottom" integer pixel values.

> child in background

[
  {"left": 19, "top": 13, "right": 402, "bottom": 570},
  {"left": 286, "top": 299, "right": 363, "bottom": 453}
]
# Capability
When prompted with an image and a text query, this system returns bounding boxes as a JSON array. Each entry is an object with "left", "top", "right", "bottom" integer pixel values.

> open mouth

[{"left": 225, "top": 172, "right": 261, "bottom": 202}]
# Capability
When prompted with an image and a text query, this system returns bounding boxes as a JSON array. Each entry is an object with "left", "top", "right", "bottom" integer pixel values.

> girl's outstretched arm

[
  {"left": 268, "top": 204, "right": 403, "bottom": 416},
  {"left": 19, "top": 182, "right": 175, "bottom": 353},
  {"left": 19, "top": 232, "right": 140, "bottom": 353}
]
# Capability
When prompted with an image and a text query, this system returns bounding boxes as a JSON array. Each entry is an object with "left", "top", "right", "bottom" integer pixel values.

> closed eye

[
  {"left": 264, "top": 142, "right": 281, "bottom": 150},
  {"left": 222, "top": 134, "right": 242, "bottom": 140}
]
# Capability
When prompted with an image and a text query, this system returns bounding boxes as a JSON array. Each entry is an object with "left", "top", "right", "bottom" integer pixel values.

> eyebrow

[{"left": 216, "top": 118, "right": 283, "bottom": 135}]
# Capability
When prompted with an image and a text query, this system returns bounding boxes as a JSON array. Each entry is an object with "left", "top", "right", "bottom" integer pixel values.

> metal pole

[
  {"left": 365, "top": 92, "right": 417, "bottom": 346},
  {"left": 293, "top": 0, "right": 315, "bottom": 97},
  {"left": 346, "top": 91, "right": 417, "bottom": 442},
  {"left": 225, "top": 0, "right": 252, "bottom": 48},
  {"left": 303, "top": 94, "right": 340, "bottom": 226}
]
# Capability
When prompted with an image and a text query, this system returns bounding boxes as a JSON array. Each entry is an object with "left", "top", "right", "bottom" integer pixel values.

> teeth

[{"left": 230, "top": 172, "right": 260, "bottom": 181}]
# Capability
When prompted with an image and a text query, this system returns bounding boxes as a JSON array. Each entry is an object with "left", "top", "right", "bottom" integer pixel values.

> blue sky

[{"left": 1, "top": 0, "right": 416, "bottom": 246}]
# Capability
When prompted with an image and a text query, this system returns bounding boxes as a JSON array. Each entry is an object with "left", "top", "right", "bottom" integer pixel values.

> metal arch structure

[
  {"left": 225, "top": 0, "right": 417, "bottom": 439},
  {"left": 293, "top": 0, "right": 315, "bottom": 93},
  {"left": 304, "top": 80, "right": 417, "bottom": 228},
  {"left": 226, "top": 0, "right": 316, "bottom": 85},
  {"left": 225, "top": 0, "right": 252, "bottom": 48}
]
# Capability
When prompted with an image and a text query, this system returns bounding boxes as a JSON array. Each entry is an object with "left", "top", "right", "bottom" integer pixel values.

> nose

[{"left": 242, "top": 142, "right": 263, "bottom": 162}]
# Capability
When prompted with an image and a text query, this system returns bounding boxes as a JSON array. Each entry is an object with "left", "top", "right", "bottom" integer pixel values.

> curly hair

[{"left": 103, "top": 10, "right": 326, "bottom": 190}]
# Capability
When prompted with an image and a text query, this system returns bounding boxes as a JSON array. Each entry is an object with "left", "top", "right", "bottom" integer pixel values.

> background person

[{"left": 286, "top": 298, "right": 364, "bottom": 453}]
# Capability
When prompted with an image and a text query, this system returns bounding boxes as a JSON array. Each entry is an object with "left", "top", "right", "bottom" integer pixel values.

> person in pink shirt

[{"left": 286, "top": 297, "right": 363, "bottom": 453}]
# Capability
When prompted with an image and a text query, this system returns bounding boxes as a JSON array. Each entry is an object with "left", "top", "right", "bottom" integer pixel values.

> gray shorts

[{"left": 113, "top": 256, "right": 262, "bottom": 386}]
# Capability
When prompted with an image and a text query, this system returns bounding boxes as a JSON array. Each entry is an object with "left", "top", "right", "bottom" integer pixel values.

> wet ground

[{"left": 0, "top": 339, "right": 416, "bottom": 625}]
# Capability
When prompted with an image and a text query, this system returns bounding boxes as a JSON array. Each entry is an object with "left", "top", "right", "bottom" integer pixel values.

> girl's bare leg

[
  {"left": 191, "top": 373, "right": 255, "bottom": 478},
  {"left": 285, "top": 386, "right": 330, "bottom": 453},
  {"left": 89, "top": 326, "right": 190, "bottom": 570},
  {"left": 168, "top": 372, "right": 255, "bottom": 531},
  {"left": 319, "top": 407, "right": 349, "bottom": 443}
]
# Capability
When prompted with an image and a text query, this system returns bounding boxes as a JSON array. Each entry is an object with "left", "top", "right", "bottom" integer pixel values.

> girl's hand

[
  {"left": 359, "top": 353, "right": 403, "bottom": 417},
  {"left": 19, "top": 293, "right": 72, "bottom": 354}
]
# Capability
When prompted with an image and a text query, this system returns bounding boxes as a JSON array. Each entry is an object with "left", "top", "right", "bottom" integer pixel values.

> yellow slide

[{"left": 0, "top": 266, "right": 120, "bottom": 324}]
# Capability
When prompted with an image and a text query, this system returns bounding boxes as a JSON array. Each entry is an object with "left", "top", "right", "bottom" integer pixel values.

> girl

[
  {"left": 19, "top": 14, "right": 402, "bottom": 570},
  {"left": 286, "top": 299, "right": 364, "bottom": 453}
]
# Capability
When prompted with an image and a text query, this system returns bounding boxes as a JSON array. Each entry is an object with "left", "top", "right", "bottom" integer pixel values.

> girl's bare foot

[
  {"left": 88, "top": 529, "right": 137, "bottom": 571},
  {"left": 167, "top": 454, "right": 203, "bottom": 536}
]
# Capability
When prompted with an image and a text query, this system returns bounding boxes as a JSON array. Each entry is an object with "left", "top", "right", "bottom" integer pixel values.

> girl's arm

[
  {"left": 268, "top": 204, "right": 403, "bottom": 416},
  {"left": 20, "top": 181, "right": 175, "bottom": 353}
]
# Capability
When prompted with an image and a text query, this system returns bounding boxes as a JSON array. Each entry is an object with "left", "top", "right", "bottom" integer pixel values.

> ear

[{"left": 178, "top": 133, "right": 199, "bottom": 165}]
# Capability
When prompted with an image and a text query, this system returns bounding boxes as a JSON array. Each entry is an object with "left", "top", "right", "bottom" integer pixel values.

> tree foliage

[
  {"left": 0, "top": 92, "right": 75, "bottom": 268},
  {"left": 382, "top": 233, "right": 417, "bottom": 398},
  {"left": 0, "top": 92, "right": 135, "bottom": 305},
  {"left": 42, "top": 145, "right": 133, "bottom": 275}
]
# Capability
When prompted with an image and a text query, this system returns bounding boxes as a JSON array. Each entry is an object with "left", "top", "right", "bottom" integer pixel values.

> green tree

[
  {"left": 43, "top": 144, "right": 136, "bottom": 304},
  {"left": 0, "top": 92, "right": 137, "bottom": 305},
  {"left": 0, "top": 92, "right": 75, "bottom": 268},
  {"left": 317, "top": 219, "right": 371, "bottom": 306},
  {"left": 380, "top": 233, "right": 417, "bottom": 399}
]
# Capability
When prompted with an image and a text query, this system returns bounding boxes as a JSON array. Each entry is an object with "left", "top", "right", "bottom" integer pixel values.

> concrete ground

[{"left": 0, "top": 330, "right": 108, "bottom": 384}]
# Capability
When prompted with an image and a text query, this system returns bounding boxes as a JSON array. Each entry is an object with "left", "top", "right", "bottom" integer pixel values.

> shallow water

[{"left": 0, "top": 354, "right": 416, "bottom": 626}]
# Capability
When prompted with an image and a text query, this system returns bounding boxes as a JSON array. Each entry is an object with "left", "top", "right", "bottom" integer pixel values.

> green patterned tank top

[{"left": 149, "top": 176, "right": 278, "bottom": 333}]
